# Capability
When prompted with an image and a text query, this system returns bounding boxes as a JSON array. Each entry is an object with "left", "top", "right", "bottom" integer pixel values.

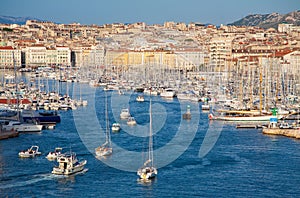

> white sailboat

[
  {"left": 95, "top": 91, "right": 112, "bottom": 157},
  {"left": 137, "top": 91, "right": 157, "bottom": 181}
]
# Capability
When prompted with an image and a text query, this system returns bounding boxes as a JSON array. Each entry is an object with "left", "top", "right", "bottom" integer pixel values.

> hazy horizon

[{"left": 1, "top": 0, "right": 299, "bottom": 26}]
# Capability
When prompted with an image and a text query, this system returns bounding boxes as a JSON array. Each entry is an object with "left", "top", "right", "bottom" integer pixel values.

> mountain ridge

[
  {"left": 228, "top": 10, "right": 300, "bottom": 29},
  {"left": 0, "top": 15, "right": 41, "bottom": 25},
  {"left": 1, "top": 10, "right": 300, "bottom": 29}
]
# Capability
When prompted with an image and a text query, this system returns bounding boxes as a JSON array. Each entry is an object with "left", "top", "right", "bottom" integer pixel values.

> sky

[{"left": 1, "top": 0, "right": 299, "bottom": 25}]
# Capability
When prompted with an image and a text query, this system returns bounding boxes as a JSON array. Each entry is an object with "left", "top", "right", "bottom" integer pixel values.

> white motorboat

[
  {"left": 144, "top": 88, "right": 158, "bottom": 96},
  {"left": 202, "top": 103, "right": 210, "bottom": 111},
  {"left": 127, "top": 117, "right": 137, "bottom": 126},
  {"left": 137, "top": 94, "right": 157, "bottom": 181},
  {"left": 118, "top": 90, "right": 125, "bottom": 95},
  {"left": 19, "top": 145, "right": 41, "bottom": 158},
  {"left": 3, "top": 120, "right": 43, "bottom": 133},
  {"left": 52, "top": 152, "right": 87, "bottom": 175},
  {"left": 160, "top": 88, "right": 175, "bottom": 98},
  {"left": 120, "top": 108, "right": 131, "bottom": 119},
  {"left": 111, "top": 123, "right": 121, "bottom": 132},
  {"left": 136, "top": 95, "right": 145, "bottom": 102},
  {"left": 46, "top": 147, "right": 63, "bottom": 160}
]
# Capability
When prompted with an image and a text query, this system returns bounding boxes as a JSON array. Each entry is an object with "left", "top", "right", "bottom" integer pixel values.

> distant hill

[
  {"left": 0, "top": 15, "right": 41, "bottom": 25},
  {"left": 228, "top": 10, "right": 300, "bottom": 29}
]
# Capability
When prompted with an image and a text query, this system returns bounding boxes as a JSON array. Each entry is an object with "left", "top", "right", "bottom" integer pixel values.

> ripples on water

[{"left": 0, "top": 81, "right": 300, "bottom": 197}]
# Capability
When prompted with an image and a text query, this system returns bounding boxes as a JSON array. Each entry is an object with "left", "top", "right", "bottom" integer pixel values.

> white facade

[
  {"left": 0, "top": 47, "right": 21, "bottom": 68},
  {"left": 209, "top": 37, "right": 233, "bottom": 70},
  {"left": 24, "top": 46, "right": 71, "bottom": 67},
  {"left": 56, "top": 46, "right": 71, "bottom": 66},
  {"left": 25, "top": 46, "right": 47, "bottom": 67},
  {"left": 89, "top": 44, "right": 105, "bottom": 68},
  {"left": 174, "top": 49, "right": 205, "bottom": 70}
]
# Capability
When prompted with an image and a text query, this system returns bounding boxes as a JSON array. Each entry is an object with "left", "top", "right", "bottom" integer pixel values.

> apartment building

[
  {"left": 209, "top": 36, "right": 233, "bottom": 71},
  {"left": 23, "top": 45, "right": 71, "bottom": 68},
  {"left": 0, "top": 46, "right": 21, "bottom": 68}
]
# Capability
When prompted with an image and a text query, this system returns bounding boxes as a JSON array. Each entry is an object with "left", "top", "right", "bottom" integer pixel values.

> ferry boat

[{"left": 52, "top": 152, "right": 87, "bottom": 175}]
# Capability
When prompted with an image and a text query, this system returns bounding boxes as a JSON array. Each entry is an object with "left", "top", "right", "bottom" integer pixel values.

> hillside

[
  {"left": 228, "top": 10, "right": 300, "bottom": 29},
  {"left": 0, "top": 15, "right": 40, "bottom": 25}
]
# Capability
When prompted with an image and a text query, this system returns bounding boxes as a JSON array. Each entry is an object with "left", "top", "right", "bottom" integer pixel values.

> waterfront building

[
  {"left": 24, "top": 45, "right": 47, "bottom": 68},
  {"left": 0, "top": 46, "right": 22, "bottom": 68}
]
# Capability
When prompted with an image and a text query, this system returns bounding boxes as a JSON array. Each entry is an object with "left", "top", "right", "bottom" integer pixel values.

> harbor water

[{"left": 1, "top": 80, "right": 300, "bottom": 197}]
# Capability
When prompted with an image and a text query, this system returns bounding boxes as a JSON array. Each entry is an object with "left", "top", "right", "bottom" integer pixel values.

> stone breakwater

[{"left": 262, "top": 128, "right": 300, "bottom": 139}]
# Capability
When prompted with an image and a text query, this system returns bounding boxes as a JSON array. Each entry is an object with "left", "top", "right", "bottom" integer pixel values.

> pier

[
  {"left": 262, "top": 127, "right": 300, "bottom": 139},
  {"left": 0, "top": 129, "right": 19, "bottom": 140}
]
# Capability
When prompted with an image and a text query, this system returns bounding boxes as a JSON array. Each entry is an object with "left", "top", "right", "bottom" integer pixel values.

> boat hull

[
  {"left": 137, "top": 167, "right": 157, "bottom": 180},
  {"left": 22, "top": 110, "right": 61, "bottom": 124},
  {"left": 209, "top": 113, "right": 282, "bottom": 122},
  {"left": 95, "top": 148, "right": 112, "bottom": 156}
]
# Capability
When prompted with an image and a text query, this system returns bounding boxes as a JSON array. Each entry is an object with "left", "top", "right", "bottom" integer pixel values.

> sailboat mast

[
  {"left": 105, "top": 90, "right": 111, "bottom": 146},
  {"left": 259, "top": 60, "right": 263, "bottom": 114},
  {"left": 12, "top": 52, "right": 20, "bottom": 120},
  {"left": 149, "top": 89, "right": 154, "bottom": 166}
]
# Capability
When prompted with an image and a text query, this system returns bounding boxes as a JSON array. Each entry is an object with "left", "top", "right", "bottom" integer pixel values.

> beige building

[
  {"left": 104, "top": 49, "right": 205, "bottom": 71},
  {"left": 209, "top": 37, "right": 233, "bottom": 71},
  {"left": 0, "top": 46, "right": 21, "bottom": 68},
  {"left": 24, "top": 45, "right": 71, "bottom": 68},
  {"left": 24, "top": 45, "right": 47, "bottom": 67}
]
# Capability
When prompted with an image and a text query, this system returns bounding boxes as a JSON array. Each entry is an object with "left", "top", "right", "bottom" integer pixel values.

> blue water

[{"left": 1, "top": 80, "right": 300, "bottom": 197}]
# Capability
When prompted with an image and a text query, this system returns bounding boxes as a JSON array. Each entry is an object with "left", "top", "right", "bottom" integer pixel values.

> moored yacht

[
  {"left": 120, "top": 108, "right": 131, "bottom": 119},
  {"left": 136, "top": 95, "right": 145, "bottom": 102},
  {"left": 2, "top": 120, "right": 43, "bottom": 133},
  {"left": 160, "top": 88, "right": 175, "bottom": 98},
  {"left": 127, "top": 117, "right": 137, "bottom": 126},
  {"left": 111, "top": 123, "right": 121, "bottom": 132}
]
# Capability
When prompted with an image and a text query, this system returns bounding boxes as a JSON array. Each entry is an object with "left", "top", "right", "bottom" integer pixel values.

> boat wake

[
  {"left": 137, "top": 177, "right": 156, "bottom": 185},
  {"left": 0, "top": 173, "right": 59, "bottom": 189},
  {"left": 0, "top": 169, "right": 88, "bottom": 189}
]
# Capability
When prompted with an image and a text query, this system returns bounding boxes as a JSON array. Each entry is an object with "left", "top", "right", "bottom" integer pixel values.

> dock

[
  {"left": 262, "top": 128, "right": 300, "bottom": 139},
  {"left": 236, "top": 124, "right": 258, "bottom": 129},
  {"left": 0, "top": 129, "right": 19, "bottom": 140}
]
